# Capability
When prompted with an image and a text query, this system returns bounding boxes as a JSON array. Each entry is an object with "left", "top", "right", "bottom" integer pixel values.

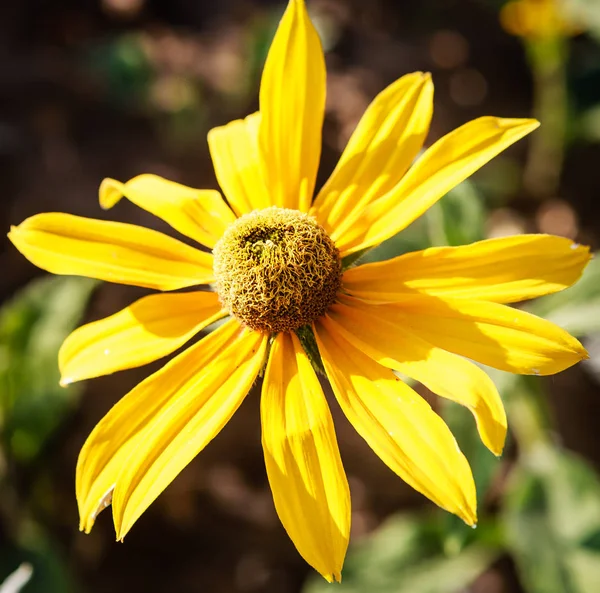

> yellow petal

[
  {"left": 8, "top": 213, "right": 213, "bottom": 290},
  {"left": 262, "top": 332, "right": 350, "bottom": 582},
  {"left": 311, "top": 72, "right": 433, "bottom": 238},
  {"left": 99, "top": 175, "right": 235, "bottom": 249},
  {"left": 76, "top": 318, "right": 243, "bottom": 533},
  {"left": 207, "top": 112, "right": 272, "bottom": 216},
  {"left": 338, "top": 293, "right": 587, "bottom": 376},
  {"left": 324, "top": 301, "right": 506, "bottom": 455},
  {"left": 336, "top": 117, "right": 540, "bottom": 256},
  {"left": 112, "top": 322, "right": 267, "bottom": 539},
  {"left": 60, "top": 291, "right": 226, "bottom": 385},
  {"left": 259, "top": 0, "right": 326, "bottom": 211},
  {"left": 343, "top": 235, "right": 591, "bottom": 304},
  {"left": 314, "top": 320, "right": 477, "bottom": 525}
]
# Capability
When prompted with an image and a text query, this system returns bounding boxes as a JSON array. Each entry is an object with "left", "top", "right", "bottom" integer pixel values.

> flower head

[
  {"left": 212, "top": 206, "right": 341, "bottom": 333},
  {"left": 8, "top": 0, "right": 590, "bottom": 582}
]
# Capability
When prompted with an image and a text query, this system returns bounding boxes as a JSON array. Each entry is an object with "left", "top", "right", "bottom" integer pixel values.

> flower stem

[{"left": 523, "top": 35, "right": 569, "bottom": 198}]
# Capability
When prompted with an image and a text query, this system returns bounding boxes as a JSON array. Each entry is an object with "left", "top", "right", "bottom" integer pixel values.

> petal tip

[
  {"left": 7, "top": 226, "right": 23, "bottom": 245},
  {"left": 99, "top": 178, "right": 125, "bottom": 210},
  {"left": 79, "top": 516, "right": 94, "bottom": 534},
  {"left": 322, "top": 570, "right": 342, "bottom": 584},
  {"left": 457, "top": 502, "right": 477, "bottom": 528},
  {"left": 524, "top": 118, "right": 541, "bottom": 128},
  {"left": 115, "top": 518, "right": 134, "bottom": 543},
  {"left": 487, "top": 428, "right": 507, "bottom": 458},
  {"left": 488, "top": 116, "right": 539, "bottom": 133},
  {"left": 501, "top": 117, "right": 540, "bottom": 131},
  {"left": 487, "top": 438, "right": 505, "bottom": 458},
  {"left": 571, "top": 339, "right": 589, "bottom": 362},
  {"left": 420, "top": 71, "right": 434, "bottom": 92},
  {"left": 114, "top": 523, "right": 127, "bottom": 542},
  {"left": 569, "top": 242, "right": 592, "bottom": 265},
  {"left": 464, "top": 511, "right": 478, "bottom": 528}
]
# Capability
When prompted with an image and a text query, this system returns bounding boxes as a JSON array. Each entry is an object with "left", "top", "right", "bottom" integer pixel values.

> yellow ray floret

[
  {"left": 342, "top": 234, "right": 590, "bottom": 303},
  {"left": 262, "top": 332, "right": 350, "bottom": 583},
  {"left": 314, "top": 321, "right": 477, "bottom": 526},
  {"left": 60, "top": 291, "right": 226, "bottom": 385},
  {"left": 100, "top": 175, "right": 235, "bottom": 248},
  {"left": 9, "top": 213, "right": 214, "bottom": 290},
  {"left": 76, "top": 319, "right": 244, "bottom": 534}
]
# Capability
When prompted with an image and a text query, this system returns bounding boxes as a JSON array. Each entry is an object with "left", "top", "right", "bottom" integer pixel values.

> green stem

[
  {"left": 505, "top": 376, "right": 553, "bottom": 456},
  {"left": 523, "top": 35, "right": 569, "bottom": 198},
  {"left": 425, "top": 203, "right": 448, "bottom": 247}
]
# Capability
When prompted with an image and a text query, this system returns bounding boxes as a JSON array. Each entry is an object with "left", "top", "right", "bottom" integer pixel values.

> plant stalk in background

[{"left": 501, "top": 0, "right": 582, "bottom": 197}]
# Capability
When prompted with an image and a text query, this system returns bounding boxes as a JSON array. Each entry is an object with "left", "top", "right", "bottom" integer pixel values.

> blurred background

[{"left": 2, "top": 0, "right": 600, "bottom": 591}]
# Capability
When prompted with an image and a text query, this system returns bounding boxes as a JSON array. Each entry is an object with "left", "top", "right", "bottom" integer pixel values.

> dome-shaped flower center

[{"left": 213, "top": 207, "right": 341, "bottom": 333}]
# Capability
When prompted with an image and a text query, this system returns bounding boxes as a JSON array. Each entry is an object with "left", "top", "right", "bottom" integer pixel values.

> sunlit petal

[
  {"left": 259, "top": 0, "right": 326, "bottom": 211},
  {"left": 314, "top": 320, "right": 477, "bottom": 525},
  {"left": 99, "top": 175, "right": 235, "bottom": 249},
  {"left": 338, "top": 293, "right": 587, "bottom": 375},
  {"left": 60, "top": 291, "right": 226, "bottom": 385},
  {"left": 262, "top": 332, "right": 350, "bottom": 582},
  {"left": 77, "top": 318, "right": 243, "bottom": 533},
  {"left": 9, "top": 213, "right": 213, "bottom": 290},
  {"left": 311, "top": 72, "right": 433, "bottom": 237},
  {"left": 342, "top": 234, "right": 590, "bottom": 304},
  {"left": 112, "top": 322, "right": 267, "bottom": 539},
  {"left": 207, "top": 112, "right": 272, "bottom": 215},
  {"left": 336, "top": 117, "right": 539, "bottom": 255},
  {"left": 325, "top": 300, "right": 506, "bottom": 455}
]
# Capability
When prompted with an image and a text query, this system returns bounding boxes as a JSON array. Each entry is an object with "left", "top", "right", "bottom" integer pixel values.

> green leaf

[
  {"left": 0, "top": 276, "right": 97, "bottom": 463},
  {"left": 525, "top": 255, "right": 600, "bottom": 337},
  {"left": 350, "top": 214, "right": 432, "bottom": 267},
  {"left": 442, "top": 401, "right": 501, "bottom": 504},
  {"left": 350, "top": 179, "right": 485, "bottom": 268},
  {"left": 303, "top": 513, "right": 499, "bottom": 593},
  {"left": 0, "top": 528, "right": 75, "bottom": 593},
  {"left": 425, "top": 179, "right": 486, "bottom": 247},
  {"left": 439, "top": 400, "right": 503, "bottom": 552},
  {"left": 504, "top": 446, "right": 600, "bottom": 593}
]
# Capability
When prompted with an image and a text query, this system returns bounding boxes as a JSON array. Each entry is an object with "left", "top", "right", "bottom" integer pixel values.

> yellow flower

[
  {"left": 8, "top": 0, "right": 589, "bottom": 582},
  {"left": 500, "top": 0, "right": 582, "bottom": 38}
]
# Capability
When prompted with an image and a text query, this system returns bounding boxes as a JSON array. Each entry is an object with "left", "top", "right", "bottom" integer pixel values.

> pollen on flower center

[{"left": 212, "top": 207, "right": 341, "bottom": 333}]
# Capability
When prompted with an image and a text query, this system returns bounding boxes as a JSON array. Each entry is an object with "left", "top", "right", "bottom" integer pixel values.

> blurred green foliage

[
  {"left": 0, "top": 276, "right": 97, "bottom": 462},
  {"left": 527, "top": 256, "right": 600, "bottom": 336},
  {"left": 504, "top": 446, "right": 600, "bottom": 593},
  {"left": 305, "top": 514, "right": 500, "bottom": 593},
  {"left": 0, "top": 276, "right": 96, "bottom": 592}
]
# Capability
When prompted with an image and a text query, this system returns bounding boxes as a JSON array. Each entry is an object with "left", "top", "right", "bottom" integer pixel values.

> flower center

[{"left": 213, "top": 207, "right": 341, "bottom": 333}]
